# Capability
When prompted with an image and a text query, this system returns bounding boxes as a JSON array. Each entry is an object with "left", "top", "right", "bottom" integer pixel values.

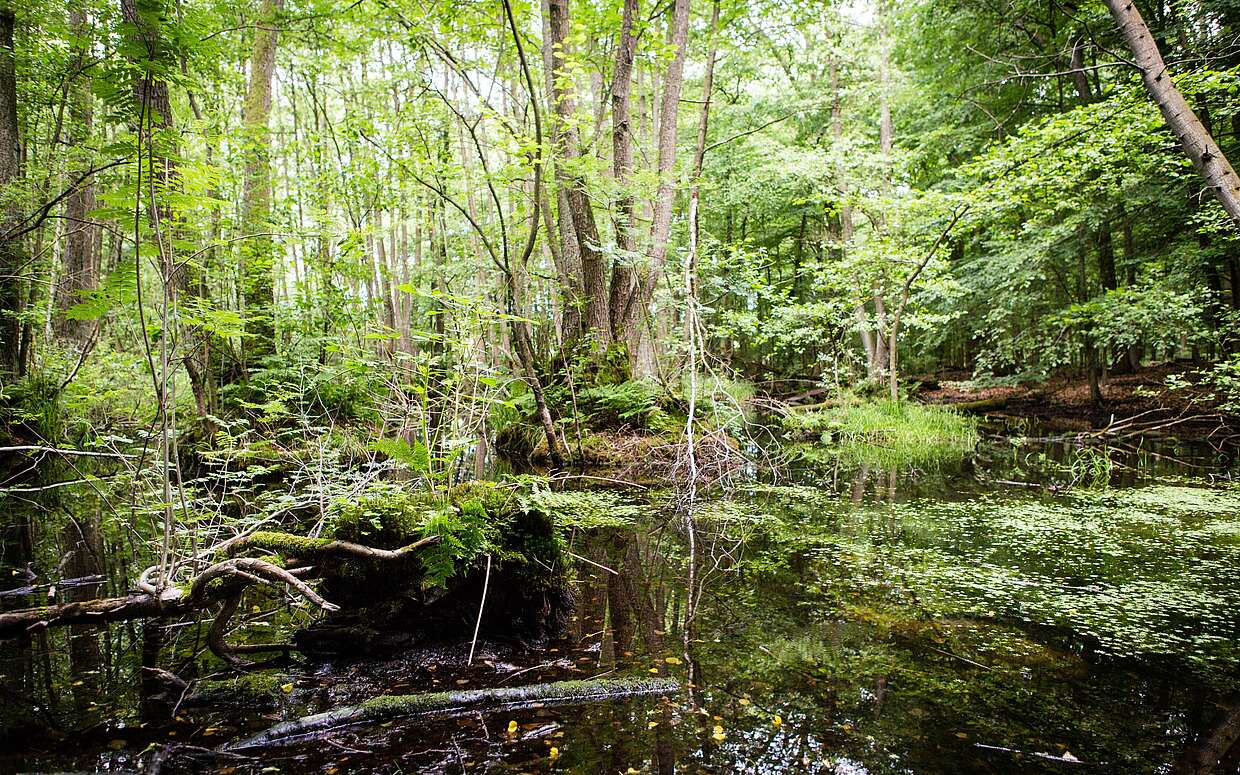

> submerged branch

[{"left": 229, "top": 677, "right": 680, "bottom": 750}]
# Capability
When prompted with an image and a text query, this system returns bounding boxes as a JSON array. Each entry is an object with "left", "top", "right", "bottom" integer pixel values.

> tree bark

[
  {"left": 0, "top": 5, "right": 22, "bottom": 376},
  {"left": 617, "top": 0, "right": 691, "bottom": 376},
  {"left": 1105, "top": 0, "right": 1240, "bottom": 228},
  {"left": 607, "top": 0, "right": 640, "bottom": 342},
  {"left": 54, "top": 10, "right": 101, "bottom": 346},
  {"left": 240, "top": 0, "right": 283, "bottom": 371},
  {"left": 543, "top": 0, "right": 609, "bottom": 345}
]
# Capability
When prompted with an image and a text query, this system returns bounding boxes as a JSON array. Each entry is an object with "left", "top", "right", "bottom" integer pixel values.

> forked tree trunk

[{"left": 1105, "top": 0, "right": 1240, "bottom": 228}]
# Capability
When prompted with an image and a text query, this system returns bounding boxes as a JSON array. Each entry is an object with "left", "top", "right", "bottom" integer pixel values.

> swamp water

[{"left": 3, "top": 424, "right": 1240, "bottom": 773}]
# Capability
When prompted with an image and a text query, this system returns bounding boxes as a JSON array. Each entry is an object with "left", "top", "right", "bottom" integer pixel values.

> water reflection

[{"left": 3, "top": 424, "right": 1240, "bottom": 772}]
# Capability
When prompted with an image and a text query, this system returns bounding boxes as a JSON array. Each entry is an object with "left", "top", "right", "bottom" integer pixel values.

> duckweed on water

[{"left": 737, "top": 481, "right": 1240, "bottom": 680}]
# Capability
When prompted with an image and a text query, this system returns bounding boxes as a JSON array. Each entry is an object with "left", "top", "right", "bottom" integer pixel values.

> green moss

[
  {"left": 525, "top": 488, "right": 650, "bottom": 530},
  {"left": 323, "top": 480, "right": 564, "bottom": 592},
  {"left": 193, "top": 672, "right": 290, "bottom": 707},
  {"left": 232, "top": 531, "right": 334, "bottom": 557}
]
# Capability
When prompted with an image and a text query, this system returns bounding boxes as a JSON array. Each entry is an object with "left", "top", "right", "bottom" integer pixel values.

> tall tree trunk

[
  {"left": 502, "top": 0, "right": 563, "bottom": 468},
  {"left": 0, "top": 5, "right": 22, "bottom": 377},
  {"left": 1098, "top": 219, "right": 1117, "bottom": 292},
  {"left": 607, "top": 0, "right": 640, "bottom": 343},
  {"left": 1105, "top": 0, "right": 1240, "bottom": 228},
  {"left": 1077, "top": 236, "right": 1104, "bottom": 409},
  {"left": 122, "top": 0, "right": 211, "bottom": 420},
  {"left": 618, "top": 0, "right": 691, "bottom": 377},
  {"left": 831, "top": 53, "right": 878, "bottom": 376},
  {"left": 1119, "top": 205, "right": 1143, "bottom": 371},
  {"left": 240, "top": 0, "right": 283, "bottom": 372},
  {"left": 543, "top": 0, "right": 608, "bottom": 346},
  {"left": 684, "top": 0, "right": 718, "bottom": 345},
  {"left": 54, "top": 10, "right": 100, "bottom": 347}
]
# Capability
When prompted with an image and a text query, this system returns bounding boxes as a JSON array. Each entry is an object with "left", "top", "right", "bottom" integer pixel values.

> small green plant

[
  {"left": 785, "top": 398, "right": 978, "bottom": 467},
  {"left": 578, "top": 380, "right": 666, "bottom": 430},
  {"left": 1067, "top": 446, "right": 1114, "bottom": 490}
]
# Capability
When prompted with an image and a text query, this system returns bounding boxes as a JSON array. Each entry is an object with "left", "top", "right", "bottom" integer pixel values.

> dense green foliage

[{"left": 2, "top": 0, "right": 1238, "bottom": 459}]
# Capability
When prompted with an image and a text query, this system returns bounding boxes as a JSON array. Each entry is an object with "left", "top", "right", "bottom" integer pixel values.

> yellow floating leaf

[
  {"left": 955, "top": 732, "right": 969, "bottom": 739},
  {"left": 648, "top": 668, "right": 659, "bottom": 674},
  {"left": 664, "top": 657, "right": 681, "bottom": 665},
  {"left": 507, "top": 720, "right": 518, "bottom": 736},
  {"left": 647, "top": 721, "right": 659, "bottom": 729},
  {"left": 711, "top": 725, "right": 726, "bottom": 742},
  {"left": 549, "top": 747, "right": 559, "bottom": 760},
  {"left": 280, "top": 683, "right": 293, "bottom": 694},
  {"left": 738, "top": 697, "right": 750, "bottom": 706},
  {"left": 772, "top": 715, "right": 782, "bottom": 727}
]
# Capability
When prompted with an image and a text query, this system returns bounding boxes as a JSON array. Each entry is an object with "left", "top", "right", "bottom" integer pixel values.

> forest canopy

[{"left": 1, "top": 0, "right": 1238, "bottom": 437}]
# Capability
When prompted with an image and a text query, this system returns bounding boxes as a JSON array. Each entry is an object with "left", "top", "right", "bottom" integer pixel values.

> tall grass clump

[{"left": 785, "top": 398, "right": 978, "bottom": 467}]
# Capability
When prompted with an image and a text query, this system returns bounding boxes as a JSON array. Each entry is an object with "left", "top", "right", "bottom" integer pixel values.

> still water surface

[{"left": 3, "top": 424, "right": 1239, "bottom": 773}]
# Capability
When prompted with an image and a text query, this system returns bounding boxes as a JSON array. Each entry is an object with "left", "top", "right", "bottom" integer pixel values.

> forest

[{"left": 4, "top": 0, "right": 1240, "bottom": 771}]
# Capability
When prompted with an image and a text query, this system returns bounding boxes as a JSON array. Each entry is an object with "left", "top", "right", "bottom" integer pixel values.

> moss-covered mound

[
  {"left": 289, "top": 480, "right": 570, "bottom": 656},
  {"left": 531, "top": 429, "right": 679, "bottom": 467}
]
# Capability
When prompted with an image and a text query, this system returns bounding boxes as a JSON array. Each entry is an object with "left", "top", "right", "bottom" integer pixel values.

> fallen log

[
  {"left": 944, "top": 396, "right": 1008, "bottom": 413},
  {"left": 0, "top": 588, "right": 192, "bottom": 636},
  {"left": 229, "top": 677, "right": 680, "bottom": 750},
  {"left": 0, "top": 557, "right": 331, "bottom": 639},
  {"left": 225, "top": 531, "right": 442, "bottom": 562}
]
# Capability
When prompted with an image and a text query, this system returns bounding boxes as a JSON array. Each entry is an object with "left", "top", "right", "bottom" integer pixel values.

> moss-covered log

[
  {"left": 230, "top": 677, "right": 679, "bottom": 750},
  {"left": 226, "top": 531, "right": 442, "bottom": 561},
  {"left": 2, "top": 480, "right": 580, "bottom": 651}
]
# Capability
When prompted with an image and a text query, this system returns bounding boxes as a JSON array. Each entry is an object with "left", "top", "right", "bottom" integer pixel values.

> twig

[{"left": 467, "top": 553, "right": 492, "bottom": 666}]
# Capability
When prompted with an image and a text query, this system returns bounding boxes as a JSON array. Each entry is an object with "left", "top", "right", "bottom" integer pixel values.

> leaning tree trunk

[{"left": 1105, "top": 0, "right": 1240, "bottom": 229}]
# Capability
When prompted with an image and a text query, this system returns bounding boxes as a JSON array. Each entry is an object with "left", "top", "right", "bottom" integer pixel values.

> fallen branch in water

[
  {"left": 229, "top": 677, "right": 680, "bottom": 750},
  {"left": 0, "top": 587, "right": 197, "bottom": 635},
  {"left": 0, "top": 534, "right": 440, "bottom": 641}
]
